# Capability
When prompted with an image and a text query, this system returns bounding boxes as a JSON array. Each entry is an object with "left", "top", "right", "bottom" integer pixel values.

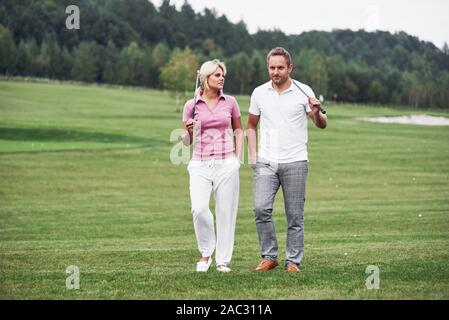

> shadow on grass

[{"left": 0, "top": 127, "right": 168, "bottom": 146}]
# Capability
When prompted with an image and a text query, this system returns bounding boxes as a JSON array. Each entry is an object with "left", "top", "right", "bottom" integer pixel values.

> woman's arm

[{"left": 182, "top": 119, "right": 195, "bottom": 146}]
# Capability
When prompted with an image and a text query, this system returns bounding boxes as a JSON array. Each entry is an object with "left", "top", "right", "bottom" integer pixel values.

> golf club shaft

[
  {"left": 192, "top": 70, "right": 200, "bottom": 119},
  {"left": 292, "top": 80, "right": 326, "bottom": 114}
]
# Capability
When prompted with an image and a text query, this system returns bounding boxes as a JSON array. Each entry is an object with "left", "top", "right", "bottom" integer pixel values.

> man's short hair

[{"left": 266, "top": 47, "right": 292, "bottom": 66}]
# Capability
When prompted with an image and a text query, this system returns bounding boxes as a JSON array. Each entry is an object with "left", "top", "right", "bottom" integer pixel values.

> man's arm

[
  {"left": 307, "top": 97, "right": 327, "bottom": 129},
  {"left": 246, "top": 113, "right": 260, "bottom": 165}
]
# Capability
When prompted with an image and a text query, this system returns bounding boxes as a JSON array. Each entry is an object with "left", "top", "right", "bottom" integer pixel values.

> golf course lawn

[{"left": 1, "top": 80, "right": 448, "bottom": 299}]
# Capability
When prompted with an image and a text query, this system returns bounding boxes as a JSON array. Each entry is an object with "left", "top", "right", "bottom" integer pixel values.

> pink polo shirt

[{"left": 183, "top": 91, "right": 241, "bottom": 160}]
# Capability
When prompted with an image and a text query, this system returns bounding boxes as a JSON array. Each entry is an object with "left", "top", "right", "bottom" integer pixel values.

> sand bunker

[{"left": 358, "top": 115, "right": 449, "bottom": 126}]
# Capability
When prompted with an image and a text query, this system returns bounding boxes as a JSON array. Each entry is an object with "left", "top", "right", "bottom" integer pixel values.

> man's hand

[
  {"left": 308, "top": 97, "right": 322, "bottom": 115},
  {"left": 307, "top": 97, "right": 327, "bottom": 129},
  {"left": 246, "top": 113, "right": 260, "bottom": 168}
]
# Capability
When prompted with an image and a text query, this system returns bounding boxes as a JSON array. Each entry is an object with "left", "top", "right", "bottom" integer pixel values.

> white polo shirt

[{"left": 249, "top": 79, "right": 315, "bottom": 163}]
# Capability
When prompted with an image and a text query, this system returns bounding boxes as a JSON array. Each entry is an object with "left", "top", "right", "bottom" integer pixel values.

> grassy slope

[{"left": 0, "top": 80, "right": 448, "bottom": 299}]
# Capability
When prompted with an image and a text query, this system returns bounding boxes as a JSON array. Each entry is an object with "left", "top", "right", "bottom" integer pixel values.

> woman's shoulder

[
  {"left": 184, "top": 98, "right": 195, "bottom": 108},
  {"left": 223, "top": 94, "right": 238, "bottom": 105}
]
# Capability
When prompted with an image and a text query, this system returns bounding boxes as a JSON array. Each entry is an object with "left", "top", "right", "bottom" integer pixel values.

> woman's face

[{"left": 207, "top": 67, "right": 225, "bottom": 91}]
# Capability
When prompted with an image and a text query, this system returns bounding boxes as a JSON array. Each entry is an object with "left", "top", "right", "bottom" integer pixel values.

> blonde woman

[{"left": 182, "top": 59, "right": 243, "bottom": 272}]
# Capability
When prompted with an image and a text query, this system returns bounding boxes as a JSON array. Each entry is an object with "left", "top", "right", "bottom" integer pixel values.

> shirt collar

[
  {"left": 267, "top": 79, "right": 294, "bottom": 93},
  {"left": 195, "top": 90, "right": 226, "bottom": 104}
]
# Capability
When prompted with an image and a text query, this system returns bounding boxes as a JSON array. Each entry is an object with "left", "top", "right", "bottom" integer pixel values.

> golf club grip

[{"left": 314, "top": 104, "right": 326, "bottom": 114}]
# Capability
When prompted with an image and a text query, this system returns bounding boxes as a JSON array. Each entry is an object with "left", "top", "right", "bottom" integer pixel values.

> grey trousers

[{"left": 252, "top": 157, "right": 308, "bottom": 267}]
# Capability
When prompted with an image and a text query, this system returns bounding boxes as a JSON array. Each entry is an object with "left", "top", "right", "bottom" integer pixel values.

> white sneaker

[
  {"left": 216, "top": 265, "right": 231, "bottom": 273},
  {"left": 196, "top": 258, "right": 212, "bottom": 272}
]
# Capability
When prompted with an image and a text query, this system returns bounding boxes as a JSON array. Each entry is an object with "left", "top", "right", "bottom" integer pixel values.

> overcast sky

[{"left": 153, "top": 0, "right": 449, "bottom": 49}]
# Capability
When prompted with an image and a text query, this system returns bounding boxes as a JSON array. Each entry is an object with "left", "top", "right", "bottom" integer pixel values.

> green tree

[
  {"left": 225, "top": 52, "right": 252, "bottom": 94},
  {"left": 72, "top": 42, "right": 98, "bottom": 82},
  {"left": 160, "top": 47, "right": 199, "bottom": 112},
  {"left": 443, "top": 42, "right": 449, "bottom": 55},
  {"left": 367, "top": 80, "right": 389, "bottom": 104},
  {"left": 253, "top": 29, "right": 290, "bottom": 51},
  {"left": 339, "top": 78, "right": 359, "bottom": 103},
  {"left": 178, "top": 1, "right": 197, "bottom": 45},
  {"left": 34, "top": 36, "right": 51, "bottom": 77},
  {"left": 155, "top": 0, "right": 177, "bottom": 46},
  {"left": 293, "top": 49, "right": 329, "bottom": 99},
  {"left": 325, "top": 53, "right": 345, "bottom": 101},
  {"left": 152, "top": 42, "right": 171, "bottom": 88},
  {"left": 250, "top": 50, "right": 267, "bottom": 89},
  {"left": 140, "top": 44, "right": 158, "bottom": 87},
  {"left": 117, "top": 41, "right": 145, "bottom": 86},
  {"left": 401, "top": 72, "right": 422, "bottom": 108},
  {"left": 152, "top": 42, "right": 171, "bottom": 69},
  {"left": 59, "top": 46, "right": 73, "bottom": 80},
  {"left": 201, "top": 38, "right": 224, "bottom": 60},
  {"left": 39, "top": 33, "right": 64, "bottom": 79},
  {"left": 434, "top": 72, "right": 449, "bottom": 109},
  {"left": 16, "top": 40, "right": 32, "bottom": 76},
  {"left": 21, "top": 38, "right": 41, "bottom": 76},
  {"left": 110, "top": 0, "right": 157, "bottom": 42},
  {"left": 0, "top": 24, "right": 16, "bottom": 74},
  {"left": 2, "top": 0, "right": 449, "bottom": 108},
  {"left": 103, "top": 40, "right": 119, "bottom": 84},
  {"left": 410, "top": 53, "right": 436, "bottom": 108}
]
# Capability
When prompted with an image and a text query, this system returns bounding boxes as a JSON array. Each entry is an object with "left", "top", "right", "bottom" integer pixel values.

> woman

[{"left": 182, "top": 59, "right": 243, "bottom": 272}]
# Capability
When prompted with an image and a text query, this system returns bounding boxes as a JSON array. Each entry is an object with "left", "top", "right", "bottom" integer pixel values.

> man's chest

[{"left": 259, "top": 95, "right": 308, "bottom": 121}]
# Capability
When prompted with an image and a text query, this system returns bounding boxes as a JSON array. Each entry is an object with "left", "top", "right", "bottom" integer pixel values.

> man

[{"left": 246, "top": 47, "right": 327, "bottom": 272}]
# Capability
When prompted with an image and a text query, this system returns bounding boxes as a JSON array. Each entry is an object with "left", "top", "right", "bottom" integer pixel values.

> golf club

[
  {"left": 192, "top": 70, "right": 200, "bottom": 119},
  {"left": 292, "top": 80, "right": 326, "bottom": 114}
]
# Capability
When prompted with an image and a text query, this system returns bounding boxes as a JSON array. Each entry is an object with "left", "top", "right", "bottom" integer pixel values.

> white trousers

[{"left": 187, "top": 157, "right": 240, "bottom": 266}]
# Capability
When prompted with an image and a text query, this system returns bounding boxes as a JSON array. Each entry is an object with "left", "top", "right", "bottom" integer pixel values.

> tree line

[{"left": 1, "top": 0, "right": 449, "bottom": 109}]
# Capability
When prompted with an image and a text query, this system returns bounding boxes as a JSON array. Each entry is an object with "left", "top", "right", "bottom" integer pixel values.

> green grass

[{"left": 1, "top": 80, "right": 449, "bottom": 299}]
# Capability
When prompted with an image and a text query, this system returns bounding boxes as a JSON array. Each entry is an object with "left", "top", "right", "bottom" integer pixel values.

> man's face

[{"left": 268, "top": 55, "right": 292, "bottom": 87}]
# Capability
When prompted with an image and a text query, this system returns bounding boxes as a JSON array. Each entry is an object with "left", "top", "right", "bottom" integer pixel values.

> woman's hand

[
  {"left": 185, "top": 118, "right": 196, "bottom": 134},
  {"left": 182, "top": 119, "right": 197, "bottom": 146}
]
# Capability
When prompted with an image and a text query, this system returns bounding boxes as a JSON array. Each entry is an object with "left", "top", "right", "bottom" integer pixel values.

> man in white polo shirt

[{"left": 246, "top": 47, "right": 327, "bottom": 272}]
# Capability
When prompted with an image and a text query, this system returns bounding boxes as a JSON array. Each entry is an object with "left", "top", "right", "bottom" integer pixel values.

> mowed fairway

[{"left": 1, "top": 80, "right": 448, "bottom": 299}]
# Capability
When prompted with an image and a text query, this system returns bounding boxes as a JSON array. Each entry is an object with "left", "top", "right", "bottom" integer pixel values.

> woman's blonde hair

[{"left": 199, "top": 59, "right": 227, "bottom": 91}]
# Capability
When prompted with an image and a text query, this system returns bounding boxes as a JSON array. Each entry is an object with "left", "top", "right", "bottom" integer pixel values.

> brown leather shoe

[
  {"left": 255, "top": 259, "right": 278, "bottom": 271},
  {"left": 286, "top": 263, "right": 300, "bottom": 272}
]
